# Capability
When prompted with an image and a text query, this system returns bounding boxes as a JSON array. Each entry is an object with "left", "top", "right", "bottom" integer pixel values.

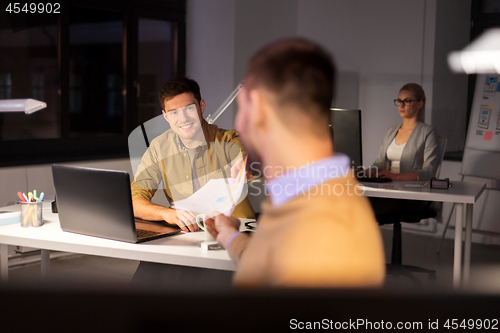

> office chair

[{"left": 377, "top": 135, "right": 447, "bottom": 285}]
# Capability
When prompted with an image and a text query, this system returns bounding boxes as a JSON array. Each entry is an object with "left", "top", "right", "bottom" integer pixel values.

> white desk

[
  {"left": 360, "top": 180, "right": 486, "bottom": 288},
  {"left": 0, "top": 206, "right": 240, "bottom": 282},
  {"left": 0, "top": 181, "right": 487, "bottom": 288}
]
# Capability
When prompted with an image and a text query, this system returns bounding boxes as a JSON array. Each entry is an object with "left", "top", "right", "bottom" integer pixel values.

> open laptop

[{"left": 52, "top": 164, "right": 180, "bottom": 243}]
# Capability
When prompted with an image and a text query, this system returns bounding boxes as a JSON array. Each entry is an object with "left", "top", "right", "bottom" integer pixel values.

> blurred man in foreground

[{"left": 206, "top": 38, "right": 385, "bottom": 288}]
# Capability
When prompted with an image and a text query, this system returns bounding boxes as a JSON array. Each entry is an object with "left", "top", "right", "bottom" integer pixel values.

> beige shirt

[
  {"left": 131, "top": 121, "right": 255, "bottom": 219},
  {"left": 228, "top": 174, "right": 385, "bottom": 288}
]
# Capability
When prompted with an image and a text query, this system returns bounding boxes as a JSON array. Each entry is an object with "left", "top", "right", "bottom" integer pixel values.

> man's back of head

[
  {"left": 236, "top": 38, "right": 337, "bottom": 171},
  {"left": 244, "top": 38, "right": 335, "bottom": 137},
  {"left": 210, "top": 38, "right": 385, "bottom": 289}
]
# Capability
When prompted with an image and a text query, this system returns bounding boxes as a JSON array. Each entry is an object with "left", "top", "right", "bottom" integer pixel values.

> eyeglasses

[
  {"left": 394, "top": 99, "right": 419, "bottom": 107},
  {"left": 165, "top": 103, "right": 197, "bottom": 119}
]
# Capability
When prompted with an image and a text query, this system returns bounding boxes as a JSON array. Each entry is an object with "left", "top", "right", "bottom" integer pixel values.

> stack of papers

[
  {"left": 0, "top": 210, "right": 21, "bottom": 226},
  {"left": 172, "top": 158, "right": 247, "bottom": 217}
]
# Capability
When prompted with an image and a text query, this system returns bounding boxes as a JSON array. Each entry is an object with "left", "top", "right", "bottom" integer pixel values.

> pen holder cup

[{"left": 20, "top": 201, "right": 43, "bottom": 228}]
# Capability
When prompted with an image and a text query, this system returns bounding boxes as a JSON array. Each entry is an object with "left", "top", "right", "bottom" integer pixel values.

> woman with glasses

[
  {"left": 370, "top": 83, "right": 440, "bottom": 181},
  {"left": 366, "top": 83, "right": 440, "bottom": 215}
]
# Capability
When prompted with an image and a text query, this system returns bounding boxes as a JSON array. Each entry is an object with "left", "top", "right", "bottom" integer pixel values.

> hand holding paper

[
  {"left": 172, "top": 157, "right": 248, "bottom": 218},
  {"left": 205, "top": 215, "right": 240, "bottom": 249}
]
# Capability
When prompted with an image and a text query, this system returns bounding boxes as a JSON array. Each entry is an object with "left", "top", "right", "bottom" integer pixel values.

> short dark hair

[
  {"left": 245, "top": 38, "right": 335, "bottom": 120},
  {"left": 159, "top": 77, "right": 202, "bottom": 110}
]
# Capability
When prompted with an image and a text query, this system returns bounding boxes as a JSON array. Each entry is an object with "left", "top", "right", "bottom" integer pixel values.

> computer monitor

[{"left": 330, "top": 108, "right": 362, "bottom": 168}]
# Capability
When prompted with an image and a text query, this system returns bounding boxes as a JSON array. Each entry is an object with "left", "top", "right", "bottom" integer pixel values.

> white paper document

[{"left": 172, "top": 158, "right": 247, "bottom": 217}]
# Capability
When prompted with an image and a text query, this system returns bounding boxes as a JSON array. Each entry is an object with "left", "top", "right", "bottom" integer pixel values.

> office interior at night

[{"left": 1, "top": 0, "right": 500, "bottom": 330}]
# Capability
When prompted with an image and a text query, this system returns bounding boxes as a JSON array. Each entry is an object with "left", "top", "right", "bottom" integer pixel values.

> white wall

[
  {"left": 186, "top": 0, "right": 236, "bottom": 131},
  {"left": 187, "top": 0, "right": 299, "bottom": 128},
  {"left": 297, "top": 0, "right": 436, "bottom": 166},
  {"left": 188, "top": 0, "right": 440, "bottom": 166},
  {"left": 233, "top": 0, "right": 298, "bottom": 89}
]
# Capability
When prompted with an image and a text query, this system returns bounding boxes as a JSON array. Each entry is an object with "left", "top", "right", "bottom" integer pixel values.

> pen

[
  {"left": 23, "top": 193, "right": 28, "bottom": 202},
  {"left": 28, "top": 192, "right": 33, "bottom": 202},
  {"left": 33, "top": 190, "right": 37, "bottom": 199},
  {"left": 38, "top": 192, "right": 44, "bottom": 202},
  {"left": 22, "top": 205, "right": 35, "bottom": 225},
  {"left": 17, "top": 192, "right": 26, "bottom": 202}
]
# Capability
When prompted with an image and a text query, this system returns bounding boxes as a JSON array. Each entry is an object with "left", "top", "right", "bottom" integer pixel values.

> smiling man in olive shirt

[
  {"left": 131, "top": 77, "right": 255, "bottom": 233},
  {"left": 131, "top": 77, "right": 254, "bottom": 288}
]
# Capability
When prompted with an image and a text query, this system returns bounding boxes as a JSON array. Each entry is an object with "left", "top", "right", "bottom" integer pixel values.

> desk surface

[
  {"left": 0, "top": 180, "right": 488, "bottom": 288},
  {"left": 360, "top": 180, "right": 487, "bottom": 288},
  {"left": 0, "top": 205, "right": 238, "bottom": 271},
  {"left": 359, "top": 181, "right": 486, "bottom": 203}
]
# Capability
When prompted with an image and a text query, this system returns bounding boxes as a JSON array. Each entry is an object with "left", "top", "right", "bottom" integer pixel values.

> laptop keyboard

[{"left": 136, "top": 228, "right": 161, "bottom": 240}]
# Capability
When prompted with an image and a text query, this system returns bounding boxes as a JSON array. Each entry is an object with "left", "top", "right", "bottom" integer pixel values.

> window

[
  {"left": 138, "top": 18, "right": 178, "bottom": 124},
  {"left": 0, "top": 23, "right": 59, "bottom": 141},
  {"left": 0, "top": 0, "right": 186, "bottom": 166},
  {"left": 68, "top": 7, "right": 124, "bottom": 137}
]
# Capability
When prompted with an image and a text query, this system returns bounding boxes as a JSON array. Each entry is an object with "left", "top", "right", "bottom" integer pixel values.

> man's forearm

[
  {"left": 225, "top": 232, "right": 250, "bottom": 265},
  {"left": 217, "top": 227, "right": 240, "bottom": 249},
  {"left": 132, "top": 198, "right": 171, "bottom": 222}
]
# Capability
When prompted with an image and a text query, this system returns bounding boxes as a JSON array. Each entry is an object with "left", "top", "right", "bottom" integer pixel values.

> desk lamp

[
  {"left": 205, "top": 83, "right": 242, "bottom": 124},
  {"left": 448, "top": 28, "right": 500, "bottom": 74},
  {"left": 0, "top": 99, "right": 47, "bottom": 114}
]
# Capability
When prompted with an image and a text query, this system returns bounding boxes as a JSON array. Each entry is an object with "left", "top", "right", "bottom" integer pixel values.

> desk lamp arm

[{"left": 205, "top": 83, "right": 243, "bottom": 124}]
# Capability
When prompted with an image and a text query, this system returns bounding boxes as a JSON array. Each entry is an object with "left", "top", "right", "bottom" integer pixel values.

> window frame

[{"left": 0, "top": 0, "right": 186, "bottom": 167}]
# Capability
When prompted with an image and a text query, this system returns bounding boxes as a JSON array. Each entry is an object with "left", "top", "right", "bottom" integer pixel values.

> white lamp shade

[
  {"left": 0, "top": 99, "right": 47, "bottom": 114},
  {"left": 448, "top": 28, "right": 500, "bottom": 74}
]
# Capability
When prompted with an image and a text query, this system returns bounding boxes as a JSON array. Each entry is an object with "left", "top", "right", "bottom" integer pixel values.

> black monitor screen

[{"left": 330, "top": 108, "right": 362, "bottom": 168}]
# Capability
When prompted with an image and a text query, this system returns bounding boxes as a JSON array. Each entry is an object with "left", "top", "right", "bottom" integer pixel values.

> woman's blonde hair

[{"left": 400, "top": 83, "right": 425, "bottom": 122}]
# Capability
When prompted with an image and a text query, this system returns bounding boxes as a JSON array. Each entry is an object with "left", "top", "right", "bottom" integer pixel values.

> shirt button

[
  {"left": 184, "top": 153, "right": 186, "bottom": 156},
  {"left": 186, "top": 175, "right": 189, "bottom": 179}
]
